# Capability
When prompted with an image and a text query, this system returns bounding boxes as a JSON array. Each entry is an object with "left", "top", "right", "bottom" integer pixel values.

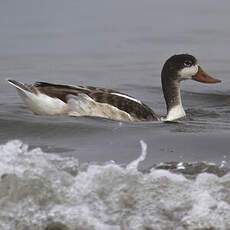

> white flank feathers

[
  {"left": 17, "top": 90, "right": 67, "bottom": 115},
  {"left": 67, "top": 94, "right": 135, "bottom": 121},
  {"left": 8, "top": 80, "right": 67, "bottom": 115}
]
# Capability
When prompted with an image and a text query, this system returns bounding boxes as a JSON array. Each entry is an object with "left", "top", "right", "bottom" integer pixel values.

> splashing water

[
  {"left": 0, "top": 140, "right": 230, "bottom": 230},
  {"left": 126, "top": 140, "right": 147, "bottom": 172}
]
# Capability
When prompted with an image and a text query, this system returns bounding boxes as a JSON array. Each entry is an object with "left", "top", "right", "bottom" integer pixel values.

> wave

[{"left": 0, "top": 140, "right": 229, "bottom": 230}]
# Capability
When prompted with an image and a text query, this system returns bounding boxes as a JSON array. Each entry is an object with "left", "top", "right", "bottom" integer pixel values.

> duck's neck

[{"left": 161, "top": 70, "right": 185, "bottom": 121}]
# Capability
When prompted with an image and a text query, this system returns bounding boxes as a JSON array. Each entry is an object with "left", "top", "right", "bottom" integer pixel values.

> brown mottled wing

[
  {"left": 88, "top": 92, "right": 158, "bottom": 121},
  {"left": 34, "top": 82, "right": 158, "bottom": 121},
  {"left": 34, "top": 82, "right": 117, "bottom": 101}
]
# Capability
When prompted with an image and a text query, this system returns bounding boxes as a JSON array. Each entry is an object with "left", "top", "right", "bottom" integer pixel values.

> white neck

[
  {"left": 161, "top": 90, "right": 186, "bottom": 121},
  {"left": 163, "top": 103, "right": 185, "bottom": 121}
]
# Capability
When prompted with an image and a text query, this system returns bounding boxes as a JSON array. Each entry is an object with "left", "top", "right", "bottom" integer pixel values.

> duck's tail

[{"left": 7, "top": 79, "right": 34, "bottom": 93}]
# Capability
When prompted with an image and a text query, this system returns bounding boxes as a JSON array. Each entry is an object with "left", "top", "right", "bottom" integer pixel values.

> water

[
  {"left": 0, "top": 140, "right": 229, "bottom": 230},
  {"left": 0, "top": 0, "right": 230, "bottom": 229}
]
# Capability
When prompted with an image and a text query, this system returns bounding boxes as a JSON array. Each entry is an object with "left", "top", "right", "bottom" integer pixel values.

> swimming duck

[{"left": 8, "top": 54, "right": 221, "bottom": 122}]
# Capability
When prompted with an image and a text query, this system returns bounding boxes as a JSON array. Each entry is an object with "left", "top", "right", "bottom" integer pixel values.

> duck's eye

[{"left": 184, "top": 60, "right": 192, "bottom": 67}]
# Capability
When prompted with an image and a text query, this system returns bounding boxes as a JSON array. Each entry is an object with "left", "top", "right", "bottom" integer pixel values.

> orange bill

[{"left": 192, "top": 66, "right": 221, "bottom": 83}]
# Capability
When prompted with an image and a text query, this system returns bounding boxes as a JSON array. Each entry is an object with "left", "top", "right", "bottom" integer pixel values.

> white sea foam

[{"left": 0, "top": 140, "right": 229, "bottom": 230}]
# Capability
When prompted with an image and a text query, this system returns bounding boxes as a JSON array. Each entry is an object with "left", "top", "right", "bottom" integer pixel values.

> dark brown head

[
  {"left": 161, "top": 54, "right": 221, "bottom": 83},
  {"left": 161, "top": 54, "right": 221, "bottom": 121}
]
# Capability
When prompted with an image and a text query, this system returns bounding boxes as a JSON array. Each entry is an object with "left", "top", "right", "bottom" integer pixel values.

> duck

[{"left": 7, "top": 54, "right": 221, "bottom": 122}]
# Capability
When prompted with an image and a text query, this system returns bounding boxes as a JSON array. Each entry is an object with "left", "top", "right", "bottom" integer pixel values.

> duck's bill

[{"left": 192, "top": 66, "right": 221, "bottom": 83}]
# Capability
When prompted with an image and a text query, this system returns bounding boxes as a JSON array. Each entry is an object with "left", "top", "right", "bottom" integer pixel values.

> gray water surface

[
  {"left": 1, "top": 1, "right": 230, "bottom": 229},
  {"left": 0, "top": 0, "right": 230, "bottom": 167}
]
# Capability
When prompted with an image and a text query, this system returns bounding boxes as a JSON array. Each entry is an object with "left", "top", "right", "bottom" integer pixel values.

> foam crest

[
  {"left": 126, "top": 140, "right": 147, "bottom": 172},
  {"left": 0, "top": 140, "right": 229, "bottom": 230}
]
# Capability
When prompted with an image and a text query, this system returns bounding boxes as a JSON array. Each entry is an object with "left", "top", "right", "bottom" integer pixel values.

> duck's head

[
  {"left": 161, "top": 54, "right": 221, "bottom": 121},
  {"left": 162, "top": 54, "right": 221, "bottom": 83}
]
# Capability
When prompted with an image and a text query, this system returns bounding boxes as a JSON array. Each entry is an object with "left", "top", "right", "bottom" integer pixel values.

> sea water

[{"left": 0, "top": 140, "right": 229, "bottom": 230}]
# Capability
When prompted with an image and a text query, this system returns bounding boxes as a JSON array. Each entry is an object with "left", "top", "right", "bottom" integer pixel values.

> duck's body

[
  {"left": 8, "top": 54, "right": 221, "bottom": 122},
  {"left": 8, "top": 80, "right": 158, "bottom": 121}
]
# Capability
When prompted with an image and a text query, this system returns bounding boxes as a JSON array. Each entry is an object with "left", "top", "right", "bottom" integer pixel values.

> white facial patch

[{"left": 178, "top": 64, "right": 198, "bottom": 80}]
